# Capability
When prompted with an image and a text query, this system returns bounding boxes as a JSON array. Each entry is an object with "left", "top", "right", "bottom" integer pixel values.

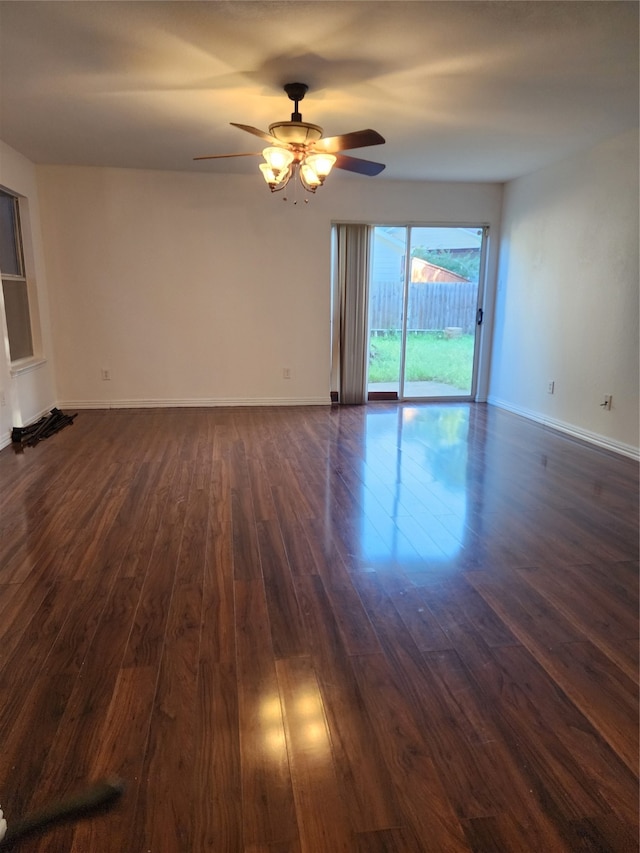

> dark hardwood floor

[{"left": 0, "top": 403, "right": 637, "bottom": 852}]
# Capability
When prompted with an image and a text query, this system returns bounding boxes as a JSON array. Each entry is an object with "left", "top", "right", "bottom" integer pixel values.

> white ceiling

[{"left": 0, "top": 1, "right": 637, "bottom": 182}]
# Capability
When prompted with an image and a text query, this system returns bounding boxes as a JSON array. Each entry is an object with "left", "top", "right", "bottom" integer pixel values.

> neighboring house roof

[{"left": 410, "top": 257, "right": 469, "bottom": 283}]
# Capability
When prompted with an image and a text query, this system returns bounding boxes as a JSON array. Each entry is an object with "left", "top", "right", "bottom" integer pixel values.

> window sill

[{"left": 9, "top": 357, "right": 47, "bottom": 377}]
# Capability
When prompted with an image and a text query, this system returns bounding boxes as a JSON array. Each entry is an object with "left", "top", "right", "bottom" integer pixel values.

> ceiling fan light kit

[
  {"left": 260, "top": 146, "right": 337, "bottom": 194},
  {"left": 194, "top": 83, "right": 385, "bottom": 200}
]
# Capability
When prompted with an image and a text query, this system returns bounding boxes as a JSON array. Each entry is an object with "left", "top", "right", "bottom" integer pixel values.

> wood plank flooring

[{"left": 0, "top": 403, "right": 637, "bottom": 852}]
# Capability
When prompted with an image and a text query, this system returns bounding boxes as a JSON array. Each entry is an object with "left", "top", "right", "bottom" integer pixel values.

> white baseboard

[
  {"left": 58, "top": 396, "right": 330, "bottom": 410},
  {"left": 488, "top": 396, "right": 640, "bottom": 460}
]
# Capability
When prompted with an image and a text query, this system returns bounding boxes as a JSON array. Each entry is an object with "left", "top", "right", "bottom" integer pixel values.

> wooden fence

[{"left": 369, "top": 280, "right": 478, "bottom": 334}]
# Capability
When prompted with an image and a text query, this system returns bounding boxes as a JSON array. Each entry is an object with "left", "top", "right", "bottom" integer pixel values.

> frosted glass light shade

[
  {"left": 262, "top": 146, "right": 294, "bottom": 171},
  {"left": 259, "top": 164, "right": 277, "bottom": 185},
  {"left": 300, "top": 164, "right": 321, "bottom": 187},
  {"left": 304, "top": 152, "right": 336, "bottom": 177}
]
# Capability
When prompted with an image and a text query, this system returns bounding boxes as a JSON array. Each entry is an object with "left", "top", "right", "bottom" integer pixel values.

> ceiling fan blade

[
  {"left": 314, "top": 129, "right": 385, "bottom": 153},
  {"left": 193, "top": 152, "right": 262, "bottom": 161},
  {"left": 334, "top": 153, "right": 386, "bottom": 176},
  {"left": 230, "top": 122, "right": 281, "bottom": 145}
]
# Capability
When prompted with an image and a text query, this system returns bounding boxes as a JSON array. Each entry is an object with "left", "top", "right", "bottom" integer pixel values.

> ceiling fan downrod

[{"left": 283, "top": 82, "right": 308, "bottom": 122}]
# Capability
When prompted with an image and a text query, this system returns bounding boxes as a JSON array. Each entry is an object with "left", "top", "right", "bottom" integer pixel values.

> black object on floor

[
  {"left": 11, "top": 408, "right": 77, "bottom": 450},
  {"left": 0, "top": 777, "right": 125, "bottom": 850}
]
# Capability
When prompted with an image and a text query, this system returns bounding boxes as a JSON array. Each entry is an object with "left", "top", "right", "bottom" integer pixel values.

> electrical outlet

[
  {"left": 0, "top": 390, "right": 5, "bottom": 407},
  {"left": 101, "top": 369, "right": 111, "bottom": 381},
  {"left": 282, "top": 368, "right": 291, "bottom": 380},
  {"left": 547, "top": 380, "right": 555, "bottom": 394},
  {"left": 601, "top": 395, "right": 612, "bottom": 411}
]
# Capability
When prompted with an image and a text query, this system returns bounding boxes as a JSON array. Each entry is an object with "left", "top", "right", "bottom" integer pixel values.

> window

[{"left": 0, "top": 189, "right": 34, "bottom": 361}]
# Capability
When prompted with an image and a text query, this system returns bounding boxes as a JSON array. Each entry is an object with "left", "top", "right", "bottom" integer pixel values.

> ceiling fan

[{"left": 194, "top": 82, "right": 385, "bottom": 194}]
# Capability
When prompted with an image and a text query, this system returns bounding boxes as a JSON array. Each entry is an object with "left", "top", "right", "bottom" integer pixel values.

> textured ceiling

[{"left": 0, "top": 1, "right": 637, "bottom": 182}]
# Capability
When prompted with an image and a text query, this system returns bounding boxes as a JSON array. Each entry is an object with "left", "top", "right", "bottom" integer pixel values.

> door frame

[{"left": 366, "top": 222, "right": 490, "bottom": 403}]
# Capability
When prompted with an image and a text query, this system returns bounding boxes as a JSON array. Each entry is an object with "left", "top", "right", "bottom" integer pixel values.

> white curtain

[{"left": 334, "top": 224, "right": 370, "bottom": 405}]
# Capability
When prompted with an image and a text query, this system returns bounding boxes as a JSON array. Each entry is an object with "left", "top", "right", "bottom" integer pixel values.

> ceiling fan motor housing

[{"left": 268, "top": 121, "right": 323, "bottom": 146}]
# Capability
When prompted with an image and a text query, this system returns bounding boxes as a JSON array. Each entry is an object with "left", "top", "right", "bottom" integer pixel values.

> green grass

[{"left": 368, "top": 331, "right": 474, "bottom": 389}]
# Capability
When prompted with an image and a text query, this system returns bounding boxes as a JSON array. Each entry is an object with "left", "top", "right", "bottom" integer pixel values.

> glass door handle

[{"left": 477, "top": 308, "right": 484, "bottom": 325}]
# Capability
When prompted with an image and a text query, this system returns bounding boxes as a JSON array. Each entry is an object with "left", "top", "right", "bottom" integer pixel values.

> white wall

[
  {"left": 35, "top": 165, "right": 502, "bottom": 409},
  {"left": 490, "top": 130, "right": 639, "bottom": 458},
  {"left": 0, "top": 141, "right": 57, "bottom": 447},
  {"left": 4, "top": 132, "right": 636, "bottom": 457}
]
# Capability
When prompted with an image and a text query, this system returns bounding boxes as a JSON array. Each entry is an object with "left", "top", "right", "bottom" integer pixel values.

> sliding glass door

[{"left": 367, "top": 225, "right": 486, "bottom": 400}]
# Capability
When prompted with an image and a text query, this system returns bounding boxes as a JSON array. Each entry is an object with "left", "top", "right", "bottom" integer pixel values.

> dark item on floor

[
  {"left": 0, "top": 777, "right": 125, "bottom": 850},
  {"left": 11, "top": 408, "right": 77, "bottom": 450}
]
